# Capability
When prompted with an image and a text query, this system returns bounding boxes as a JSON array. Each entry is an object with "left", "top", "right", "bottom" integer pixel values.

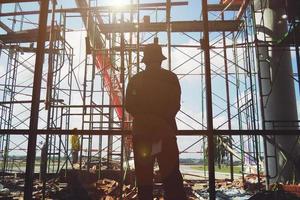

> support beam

[
  {"left": 0, "top": 21, "right": 13, "bottom": 33},
  {"left": 74, "top": 0, "right": 105, "bottom": 48},
  {"left": 0, "top": 46, "right": 61, "bottom": 54},
  {"left": 0, "top": 32, "right": 50, "bottom": 43},
  {"left": 0, "top": 27, "right": 59, "bottom": 43},
  {"left": 24, "top": 0, "right": 49, "bottom": 199},
  {"left": 0, "top": 99, "right": 63, "bottom": 105},
  {"left": 98, "top": 20, "right": 242, "bottom": 33}
]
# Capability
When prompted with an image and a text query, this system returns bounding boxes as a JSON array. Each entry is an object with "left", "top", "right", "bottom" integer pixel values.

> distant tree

[{"left": 206, "top": 136, "right": 232, "bottom": 169}]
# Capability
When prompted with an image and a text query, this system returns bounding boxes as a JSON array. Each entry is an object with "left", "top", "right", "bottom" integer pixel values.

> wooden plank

[{"left": 207, "top": 4, "right": 241, "bottom": 11}]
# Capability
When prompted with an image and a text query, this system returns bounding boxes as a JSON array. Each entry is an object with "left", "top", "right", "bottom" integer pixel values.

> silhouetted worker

[
  {"left": 125, "top": 38, "right": 187, "bottom": 200},
  {"left": 40, "top": 142, "right": 47, "bottom": 182}
]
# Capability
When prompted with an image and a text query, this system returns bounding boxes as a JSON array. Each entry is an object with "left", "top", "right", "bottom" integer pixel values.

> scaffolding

[{"left": 0, "top": 0, "right": 299, "bottom": 199}]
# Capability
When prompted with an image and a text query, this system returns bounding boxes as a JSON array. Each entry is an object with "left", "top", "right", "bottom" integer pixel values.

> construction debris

[
  {"left": 188, "top": 174, "right": 265, "bottom": 199},
  {"left": 282, "top": 184, "right": 300, "bottom": 198},
  {"left": 0, "top": 175, "right": 23, "bottom": 199},
  {"left": 249, "top": 190, "right": 300, "bottom": 200},
  {"left": 0, "top": 188, "right": 10, "bottom": 196},
  {"left": 1, "top": 171, "right": 300, "bottom": 199}
]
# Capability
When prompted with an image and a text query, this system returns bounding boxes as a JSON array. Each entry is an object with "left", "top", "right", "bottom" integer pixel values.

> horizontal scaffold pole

[{"left": 0, "top": 129, "right": 299, "bottom": 136}]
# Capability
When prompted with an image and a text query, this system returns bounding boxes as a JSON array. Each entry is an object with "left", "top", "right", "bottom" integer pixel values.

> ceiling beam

[
  {"left": 0, "top": 129, "right": 299, "bottom": 136},
  {"left": 0, "top": 1, "right": 188, "bottom": 16},
  {"left": 0, "top": 0, "right": 38, "bottom": 3}
]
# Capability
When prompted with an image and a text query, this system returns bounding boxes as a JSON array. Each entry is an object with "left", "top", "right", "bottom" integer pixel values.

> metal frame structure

[{"left": 0, "top": 0, "right": 299, "bottom": 199}]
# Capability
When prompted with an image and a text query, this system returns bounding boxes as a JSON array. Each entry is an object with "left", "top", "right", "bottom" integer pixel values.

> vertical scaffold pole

[
  {"left": 202, "top": 0, "right": 215, "bottom": 199},
  {"left": 24, "top": 0, "right": 50, "bottom": 199},
  {"left": 221, "top": 12, "right": 234, "bottom": 181},
  {"left": 166, "top": 0, "right": 171, "bottom": 70},
  {"left": 296, "top": 45, "right": 300, "bottom": 94}
]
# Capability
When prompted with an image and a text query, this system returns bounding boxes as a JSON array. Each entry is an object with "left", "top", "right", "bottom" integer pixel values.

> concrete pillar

[{"left": 254, "top": 0, "right": 300, "bottom": 183}]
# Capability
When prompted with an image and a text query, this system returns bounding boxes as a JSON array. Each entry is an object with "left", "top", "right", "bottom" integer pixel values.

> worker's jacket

[
  {"left": 70, "top": 135, "right": 80, "bottom": 151},
  {"left": 125, "top": 67, "right": 181, "bottom": 140}
]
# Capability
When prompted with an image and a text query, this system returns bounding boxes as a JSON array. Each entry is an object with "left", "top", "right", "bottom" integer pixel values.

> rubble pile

[
  {"left": 189, "top": 174, "right": 265, "bottom": 199},
  {"left": 1, "top": 171, "right": 299, "bottom": 199},
  {"left": 0, "top": 175, "right": 24, "bottom": 199},
  {"left": 282, "top": 184, "right": 300, "bottom": 198},
  {"left": 249, "top": 190, "right": 300, "bottom": 200},
  {"left": 48, "top": 179, "right": 138, "bottom": 200},
  {"left": 46, "top": 170, "right": 139, "bottom": 200}
]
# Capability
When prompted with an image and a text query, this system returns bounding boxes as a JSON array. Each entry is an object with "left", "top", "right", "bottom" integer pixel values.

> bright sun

[{"left": 110, "top": 0, "right": 130, "bottom": 6}]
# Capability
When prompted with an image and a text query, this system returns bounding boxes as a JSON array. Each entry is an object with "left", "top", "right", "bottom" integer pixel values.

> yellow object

[{"left": 70, "top": 129, "right": 80, "bottom": 151}]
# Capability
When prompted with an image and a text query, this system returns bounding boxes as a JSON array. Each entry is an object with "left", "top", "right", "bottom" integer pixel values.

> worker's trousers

[
  {"left": 133, "top": 135, "right": 187, "bottom": 200},
  {"left": 72, "top": 150, "right": 79, "bottom": 164}
]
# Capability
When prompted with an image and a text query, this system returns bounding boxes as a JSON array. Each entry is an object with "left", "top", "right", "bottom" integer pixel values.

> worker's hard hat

[{"left": 141, "top": 38, "right": 167, "bottom": 63}]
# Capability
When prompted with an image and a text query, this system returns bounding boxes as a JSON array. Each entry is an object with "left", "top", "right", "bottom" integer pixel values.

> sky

[{"left": 0, "top": 0, "right": 299, "bottom": 164}]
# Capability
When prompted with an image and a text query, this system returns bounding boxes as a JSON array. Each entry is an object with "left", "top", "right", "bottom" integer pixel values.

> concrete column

[{"left": 254, "top": 0, "right": 300, "bottom": 183}]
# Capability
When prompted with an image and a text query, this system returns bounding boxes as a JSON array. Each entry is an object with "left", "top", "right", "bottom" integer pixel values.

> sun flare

[{"left": 110, "top": 0, "right": 131, "bottom": 7}]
